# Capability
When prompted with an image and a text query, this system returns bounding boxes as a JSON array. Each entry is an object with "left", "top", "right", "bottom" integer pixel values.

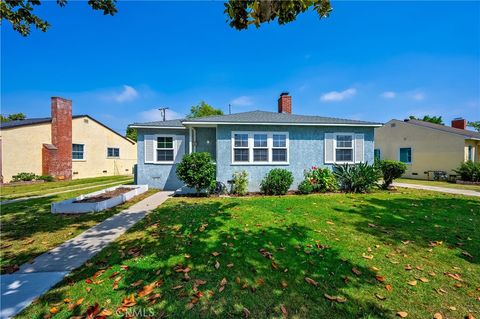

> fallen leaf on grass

[
  {"left": 304, "top": 277, "right": 318, "bottom": 287},
  {"left": 211, "top": 252, "right": 221, "bottom": 257},
  {"left": 404, "top": 264, "right": 413, "bottom": 271},
  {"left": 462, "top": 251, "right": 473, "bottom": 258},
  {"left": 108, "top": 271, "right": 120, "bottom": 279},
  {"left": 130, "top": 280, "right": 143, "bottom": 287},
  {"left": 280, "top": 280, "right": 288, "bottom": 288},
  {"left": 215, "top": 261, "right": 220, "bottom": 269},
  {"left": 243, "top": 307, "right": 251, "bottom": 317},
  {"left": 418, "top": 277, "right": 429, "bottom": 283},
  {"left": 138, "top": 282, "right": 157, "bottom": 297},
  {"left": 408, "top": 280, "right": 417, "bottom": 286},
  {"left": 352, "top": 268, "right": 362, "bottom": 276},
  {"left": 385, "top": 284, "right": 393, "bottom": 291},
  {"left": 122, "top": 295, "right": 136, "bottom": 307},
  {"left": 280, "top": 304, "right": 287, "bottom": 317},
  {"left": 49, "top": 307, "right": 59, "bottom": 314},
  {"left": 326, "top": 221, "right": 335, "bottom": 225},
  {"left": 445, "top": 273, "right": 463, "bottom": 282},
  {"left": 466, "top": 313, "right": 475, "bottom": 319},
  {"left": 396, "top": 311, "right": 408, "bottom": 317},
  {"left": 362, "top": 254, "right": 374, "bottom": 260},
  {"left": 100, "top": 309, "right": 113, "bottom": 316},
  {"left": 375, "top": 294, "right": 386, "bottom": 300},
  {"left": 375, "top": 275, "right": 386, "bottom": 282},
  {"left": 227, "top": 263, "right": 234, "bottom": 268},
  {"left": 324, "top": 294, "right": 347, "bottom": 303},
  {"left": 433, "top": 313, "right": 442, "bottom": 319}
]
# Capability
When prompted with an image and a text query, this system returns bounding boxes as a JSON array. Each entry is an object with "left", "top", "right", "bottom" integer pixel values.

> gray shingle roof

[
  {"left": 129, "top": 119, "right": 185, "bottom": 128},
  {"left": 0, "top": 117, "right": 52, "bottom": 129},
  {"left": 131, "top": 111, "right": 381, "bottom": 127},
  {"left": 402, "top": 119, "right": 480, "bottom": 140}
]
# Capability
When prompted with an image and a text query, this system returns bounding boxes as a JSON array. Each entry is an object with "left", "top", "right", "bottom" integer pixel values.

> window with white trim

[
  {"left": 156, "top": 136, "right": 174, "bottom": 162},
  {"left": 232, "top": 132, "right": 289, "bottom": 164},
  {"left": 72, "top": 144, "right": 85, "bottom": 160},
  {"left": 107, "top": 147, "right": 120, "bottom": 158},
  {"left": 335, "top": 134, "right": 354, "bottom": 163}
]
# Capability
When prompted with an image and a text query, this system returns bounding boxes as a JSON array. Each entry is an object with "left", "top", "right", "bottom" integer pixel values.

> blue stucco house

[{"left": 129, "top": 93, "right": 382, "bottom": 192}]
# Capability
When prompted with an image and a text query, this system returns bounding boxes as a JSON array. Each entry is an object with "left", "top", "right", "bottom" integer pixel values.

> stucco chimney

[
  {"left": 278, "top": 92, "right": 292, "bottom": 114},
  {"left": 42, "top": 97, "right": 72, "bottom": 180},
  {"left": 451, "top": 118, "right": 466, "bottom": 130}
]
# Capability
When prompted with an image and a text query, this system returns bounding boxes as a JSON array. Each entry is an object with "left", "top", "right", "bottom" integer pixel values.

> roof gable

[{"left": 396, "top": 119, "right": 480, "bottom": 140}]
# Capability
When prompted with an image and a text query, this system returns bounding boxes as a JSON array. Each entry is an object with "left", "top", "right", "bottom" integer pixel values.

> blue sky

[{"left": 2, "top": 1, "right": 479, "bottom": 133}]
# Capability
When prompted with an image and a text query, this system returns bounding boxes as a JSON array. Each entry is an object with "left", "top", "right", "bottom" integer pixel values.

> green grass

[
  {"left": 396, "top": 178, "right": 480, "bottom": 192},
  {"left": 17, "top": 189, "right": 480, "bottom": 318},
  {"left": 0, "top": 187, "right": 158, "bottom": 273},
  {"left": 0, "top": 175, "right": 133, "bottom": 200}
]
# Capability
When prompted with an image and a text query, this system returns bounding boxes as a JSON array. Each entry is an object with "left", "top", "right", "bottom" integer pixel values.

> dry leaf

[
  {"left": 466, "top": 313, "right": 475, "bottom": 319},
  {"left": 352, "top": 268, "right": 362, "bottom": 276},
  {"left": 408, "top": 280, "right": 417, "bottom": 286},
  {"left": 362, "top": 254, "right": 374, "bottom": 260},
  {"left": 433, "top": 313, "right": 442, "bottom": 319},
  {"left": 280, "top": 304, "right": 287, "bottom": 317},
  {"left": 375, "top": 275, "right": 386, "bottom": 282},
  {"left": 214, "top": 261, "right": 220, "bottom": 269},
  {"left": 49, "top": 307, "right": 59, "bottom": 314},
  {"left": 243, "top": 307, "right": 251, "bottom": 317},
  {"left": 227, "top": 263, "right": 234, "bottom": 268},
  {"left": 100, "top": 309, "right": 113, "bottom": 316},
  {"left": 211, "top": 252, "right": 221, "bottom": 257},
  {"left": 324, "top": 294, "right": 347, "bottom": 303},
  {"left": 122, "top": 295, "right": 136, "bottom": 307},
  {"left": 280, "top": 280, "right": 288, "bottom": 288},
  {"left": 304, "top": 277, "right": 318, "bottom": 287},
  {"left": 76, "top": 298, "right": 84, "bottom": 306},
  {"left": 63, "top": 298, "right": 71, "bottom": 303},
  {"left": 375, "top": 294, "right": 386, "bottom": 300},
  {"left": 396, "top": 311, "right": 408, "bottom": 317},
  {"left": 385, "top": 284, "right": 393, "bottom": 291},
  {"left": 220, "top": 278, "right": 227, "bottom": 286},
  {"left": 130, "top": 280, "right": 143, "bottom": 287},
  {"left": 109, "top": 271, "right": 120, "bottom": 279},
  {"left": 419, "top": 277, "right": 429, "bottom": 283},
  {"left": 404, "top": 264, "right": 413, "bottom": 271}
]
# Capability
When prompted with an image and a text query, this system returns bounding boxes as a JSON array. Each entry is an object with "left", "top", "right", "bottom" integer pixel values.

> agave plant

[{"left": 333, "top": 162, "right": 381, "bottom": 193}]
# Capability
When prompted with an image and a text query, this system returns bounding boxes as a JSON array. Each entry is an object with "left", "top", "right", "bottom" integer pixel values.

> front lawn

[
  {"left": 396, "top": 178, "right": 480, "bottom": 192},
  {"left": 17, "top": 189, "right": 480, "bottom": 318},
  {"left": 0, "top": 175, "right": 133, "bottom": 200},
  {"left": 0, "top": 188, "right": 157, "bottom": 273}
]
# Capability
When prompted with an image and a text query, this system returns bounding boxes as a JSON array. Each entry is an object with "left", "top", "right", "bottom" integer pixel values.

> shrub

[
  {"left": 333, "top": 163, "right": 380, "bottom": 193},
  {"left": 11, "top": 172, "right": 38, "bottom": 182},
  {"left": 297, "top": 179, "right": 314, "bottom": 194},
  {"left": 37, "top": 175, "right": 54, "bottom": 182},
  {"left": 260, "top": 168, "right": 294, "bottom": 195},
  {"left": 377, "top": 160, "right": 407, "bottom": 189},
  {"left": 231, "top": 170, "right": 249, "bottom": 196},
  {"left": 454, "top": 161, "right": 480, "bottom": 182},
  {"left": 176, "top": 152, "right": 216, "bottom": 194},
  {"left": 304, "top": 166, "right": 337, "bottom": 193}
]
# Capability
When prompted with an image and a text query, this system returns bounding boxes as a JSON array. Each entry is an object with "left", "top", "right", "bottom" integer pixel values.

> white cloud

[
  {"left": 381, "top": 91, "right": 396, "bottom": 99},
  {"left": 409, "top": 91, "right": 426, "bottom": 101},
  {"left": 230, "top": 96, "right": 253, "bottom": 106},
  {"left": 139, "top": 108, "right": 183, "bottom": 122},
  {"left": 320, "top": 88, "right": 357, "bottom": 102},
  {"left": 111, "top": 85, "right": 139, "bottom": 103}
]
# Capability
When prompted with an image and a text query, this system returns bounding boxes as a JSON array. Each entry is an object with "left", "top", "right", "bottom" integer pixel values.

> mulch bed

[{"left": 74, "top": 187, "right": 136, "bottom": 203}]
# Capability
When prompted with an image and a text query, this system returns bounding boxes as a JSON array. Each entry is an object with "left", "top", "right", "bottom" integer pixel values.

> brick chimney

[
  {"left": 451, "top": 118, "right": 466, "bottom": 130},
  {"left": 42, "top": 97, "right": 72, "bottom": 180},
  {"left": 278, "top": 92, "right": 292, "bottom": 114}
]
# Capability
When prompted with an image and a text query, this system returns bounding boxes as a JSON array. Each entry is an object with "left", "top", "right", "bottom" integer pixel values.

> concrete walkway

[
  {"left": 393, "top": 182, "right": 480, "bottom": 197},
  {"left": 0, "top": 191, "right": 172, "bottom": 319},
  {"left": 0, "top": 178, "right": 132, "bottom": 205}
]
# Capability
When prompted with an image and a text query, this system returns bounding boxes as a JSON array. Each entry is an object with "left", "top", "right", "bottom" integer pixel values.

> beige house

[
  {"left": 0, "top": 97, "right": 136, "bottom": 183},
  {"left": 375, "top": 118, "right": 480, "bottom": 180}
]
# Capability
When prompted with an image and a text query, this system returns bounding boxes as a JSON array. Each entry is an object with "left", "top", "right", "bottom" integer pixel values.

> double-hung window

[
  {"left": 72, "top": 144, "right": 85, "bottom": 160},
  {"left": 253, "top": 134, "right": 268, "bottom": 162},
  {"left": 107, "top": 147, "right": 120, "bottom": 158},
  {"left": 157, "top": 136, "right": 174, "bottom": 162},
  {"left": 233, "top": 133, "right": 249, "bottom": 162},
  {"left": 399, "top": 147, "right": 412, "bottom": 164},
  {"left": 272, "top": 134, "right": 287, "bottom": 162},
  {"left": 335, "top": 134, "right": 354, "bottom": 163},
  {"left": 232, "top": 132, "right": 288, "bottom": 164}
]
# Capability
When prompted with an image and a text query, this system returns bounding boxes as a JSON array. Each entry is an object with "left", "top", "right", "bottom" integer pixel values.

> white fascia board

[{"left": 129, "top": 125, "right": 186, "bottom": 129}]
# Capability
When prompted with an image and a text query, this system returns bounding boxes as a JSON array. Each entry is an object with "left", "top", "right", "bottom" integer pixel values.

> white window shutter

[
  {"left": 174, "top": 135, "right": 185, "bottom": 163},
  {"left": 144, "top": 135, "right": 155, "bottom": 163},
  {"left": 324, "top": 133, "right": 334, "bottom": 164},
  {"left": 355, "top": 133, "right": 364, "bottom": 163}
]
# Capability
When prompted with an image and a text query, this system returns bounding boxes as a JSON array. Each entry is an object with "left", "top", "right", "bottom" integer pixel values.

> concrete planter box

[{"left": 52, "top": 185, "right": 148, "bottom": 214}]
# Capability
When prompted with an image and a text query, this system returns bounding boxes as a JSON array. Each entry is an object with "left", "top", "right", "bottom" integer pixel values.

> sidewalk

[
  {"left": 393, "top": 182, "right": 480, "bottom": 197},
  {"left": 0, "top": 191, "right": 173, "bottom": 319},
  {"left": 0, "top": 178, "right": 132, "bottom": 205}
]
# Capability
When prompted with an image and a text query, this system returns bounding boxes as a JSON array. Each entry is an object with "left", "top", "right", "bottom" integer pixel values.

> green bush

[
  {"left": 260, "top": 168, "right": 294, "bottom": 195},
  {"left": 377, "top": 160, "right": 407, "bottom": 189},
  {"left": 304, "top": 166, "right": 337, "bottom": 193},
  {"left": 176, "top": 152, "right": 216, "bottom": 194},
  {"left": 37, "top": 175, "right": 54, "bottom": 182},
  {"left": 297, "top": 179, "right": 314, "bottom": 194},
  {"left": 231, "top": 170, "right": 249, "bottom": 196},
  {"left": 11, "top": 172, "right": 38, "bottom": 182},
  {"left": 333, "top": 163, "right": 380, "bottom": 193},
  {"left": 454, "top": 161, "right": 480, "bottom": 182}
]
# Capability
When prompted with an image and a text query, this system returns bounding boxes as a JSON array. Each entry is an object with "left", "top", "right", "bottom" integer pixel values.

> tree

[
  {"left": 225, "top": 0, "right": 332, "bottom": 30},
  {"left": 187, "top": 101, "right": 223, "bottom": 119},
  {"left": 409, "top": 115, "right": 444, "bottom": 125},
  {"left": 467, "top": 121, "right": 480, "bottom": 132},
  {"left": 126, "top": 127, "right": 137, "bottom": 142},
  {"left": 0, "top": 113, "right": 27, "bottom": 122},
  {"left": 1, "top": 0, "right": 117, "bottom": 36}
]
